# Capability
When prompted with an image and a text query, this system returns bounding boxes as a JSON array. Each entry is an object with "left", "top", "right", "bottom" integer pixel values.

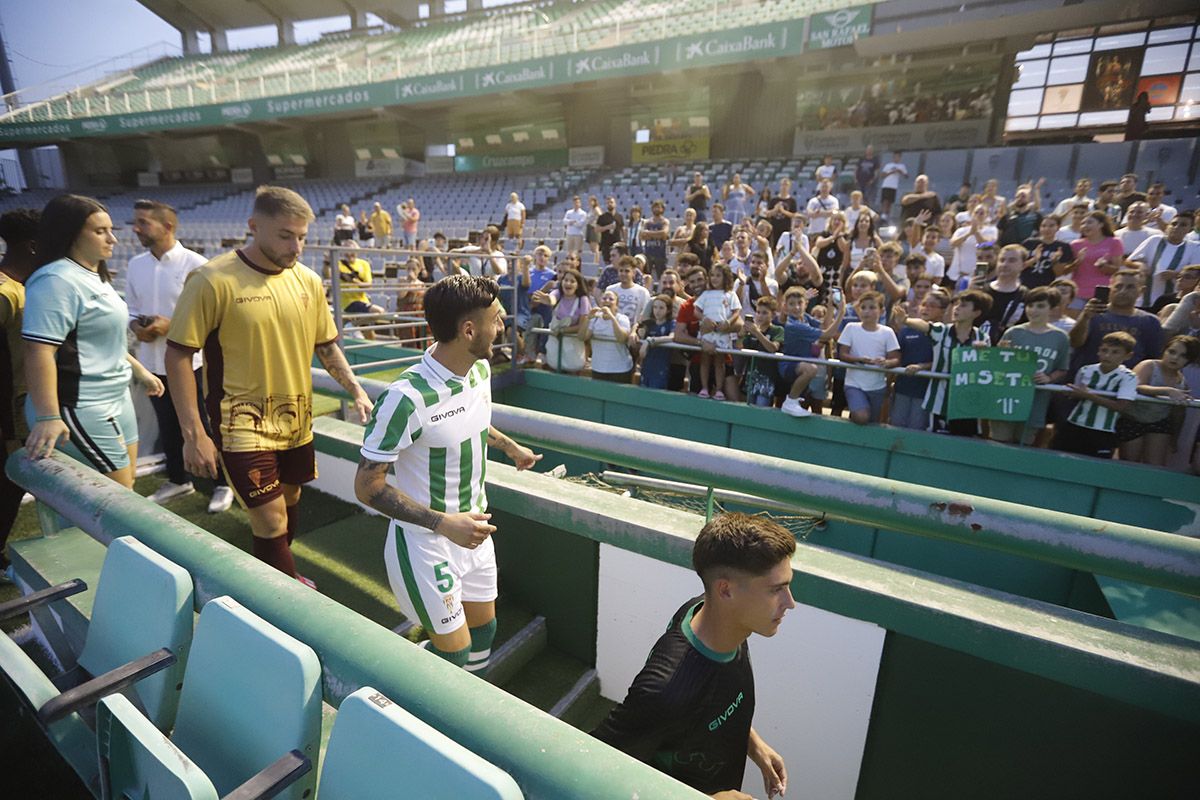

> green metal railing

[
  {"left": 316, "top": 370, "right": 1200, "bottom": 598},
  {"left": 5, "top": 452, "right": 704, "bottom": 800}
]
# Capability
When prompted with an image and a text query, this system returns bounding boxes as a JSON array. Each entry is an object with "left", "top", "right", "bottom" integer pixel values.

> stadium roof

[{"left": 136, "top": 0, "right": 406, "bottom": 33}]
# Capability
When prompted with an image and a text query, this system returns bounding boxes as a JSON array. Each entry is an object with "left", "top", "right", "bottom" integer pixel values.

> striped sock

[
  {"left": 424, "top": 640, "right": 470, "bottom": 667},
  {"left": 466, "top": 618, "right": 497, "bottom": 674}
]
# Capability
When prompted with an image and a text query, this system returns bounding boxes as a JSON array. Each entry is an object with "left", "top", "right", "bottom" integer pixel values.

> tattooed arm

[
  {"left": 316, "top": 340, "right": 373, "bottom": 421},
  {"left": 354, "top": 457, "right": 494, "bottom": 547},
  {"left": 487, "top": 426, "right": 542, "bottom": 470}
]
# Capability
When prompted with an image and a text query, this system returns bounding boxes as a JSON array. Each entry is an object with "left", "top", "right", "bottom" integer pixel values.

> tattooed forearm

[
  {"left": 316, "top": 341, "right": 362, "bottom": 395},
  {"left": 354, "top": 457, "right": 444, "bottom": 530},
  {"left": 487, "top": 426, "right": 515, "bottom": 454}
]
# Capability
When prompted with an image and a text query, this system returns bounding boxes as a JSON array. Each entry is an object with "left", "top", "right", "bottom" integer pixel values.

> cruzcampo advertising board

[{"left": 946, "top": 347, "right": 1037, "bottom": 422}]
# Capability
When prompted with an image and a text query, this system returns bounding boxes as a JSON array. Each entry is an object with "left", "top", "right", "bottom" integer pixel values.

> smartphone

[
  {"left": 830, "top": 287, "right": 843, "bottom": 306},
  {"left": 973, "top": 260, "right": 990, "bottom": 278},
  {"left": 1093, "top": 286, "right": 1110, "bottom": 304}
]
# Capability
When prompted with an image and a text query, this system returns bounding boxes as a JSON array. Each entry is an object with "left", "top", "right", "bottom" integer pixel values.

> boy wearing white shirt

[
  {"left": 126, "top": 200, "right": 231, "bottom": 511},
  {"left": 879, "top": 153, "right": 908, "bottom": 219},
  {"left": 562, "top": 196, "right": 588, "bottom": 254},
  {"left": 837, "top": 291, "right": 900, "bottom": 425}
]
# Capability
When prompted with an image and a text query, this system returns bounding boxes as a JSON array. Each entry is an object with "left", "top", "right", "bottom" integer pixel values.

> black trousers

[{"left": 152, "top": 368, "right": 226, "bottom": 487}]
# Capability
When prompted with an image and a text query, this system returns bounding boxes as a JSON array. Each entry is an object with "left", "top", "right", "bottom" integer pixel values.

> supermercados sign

[
  {"left": 808, "top": 5, "right": 874, "bottom": 50},
  {"left": 0, "top": 19, "right": 818, "bottom": 144}
]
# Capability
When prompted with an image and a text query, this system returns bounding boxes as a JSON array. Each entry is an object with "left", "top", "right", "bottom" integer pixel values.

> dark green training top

[{"left": 592, "top": 597, "right": 755, "bottom": 794}]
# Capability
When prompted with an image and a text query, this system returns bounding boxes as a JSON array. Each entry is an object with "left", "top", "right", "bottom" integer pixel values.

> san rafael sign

[
  {"left": 808, "top": 5, "right": 874, "bottom": 50},
  {"left": 946, "top": 347, "right": 1037, "bottom": 422}
]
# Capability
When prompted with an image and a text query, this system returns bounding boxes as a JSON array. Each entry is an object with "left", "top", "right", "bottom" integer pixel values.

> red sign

[{"left": 1136, "top": 75, "right": 1181, "bottom": 106}]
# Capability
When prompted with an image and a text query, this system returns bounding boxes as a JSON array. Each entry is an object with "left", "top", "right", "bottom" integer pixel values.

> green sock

[
  {"left": 466, "top": 619, "right": 497, "bottom": 674},
  {"left": 426, "top": 641, "right": 471, "bottom": 667}
]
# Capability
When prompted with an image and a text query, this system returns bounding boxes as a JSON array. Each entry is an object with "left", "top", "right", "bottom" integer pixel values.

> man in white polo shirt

[{"left": 126, "top": 199, "right": 233, "bottom": 512}]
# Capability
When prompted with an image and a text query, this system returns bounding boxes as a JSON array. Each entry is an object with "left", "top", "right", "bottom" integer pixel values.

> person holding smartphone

[{"left": 949, "top": 204, "right": 998, "bottom": 290}]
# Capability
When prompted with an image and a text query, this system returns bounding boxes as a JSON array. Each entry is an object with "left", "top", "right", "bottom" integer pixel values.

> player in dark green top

[{"left": 593, "top": 513, "right": 795, "bottom": 799}]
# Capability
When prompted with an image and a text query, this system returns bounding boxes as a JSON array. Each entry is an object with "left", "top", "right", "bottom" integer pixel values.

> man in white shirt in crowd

[
  {"left": 813, "top": 155, "right": 837, "bottom": 184},
  {"left": 1144, "top": 183, "right": 1177, "bottom": 232},
  {"left": 773, "top": 215, "right": 810, "bottom": 265},
  {"left": 1053, "top": 178, "right": 1094, "bottom": 218},
  {"left": 1126, "top": 211, "right": 1200, "bottom": 307},
  {"left": 126, "top": 199, "right": 233, "bottom": 512},
  {"left": 563, "top": 195, "right": 588, "bottom": 254},
  {"left": 917, "top": 226, "right": 947, "bottom": 282},
  {"left": 504, "top": 192, "right": 526, "bottom": 248},
  {"left": 806, "top": 180, "right": 839, "bottom": 234},
  {"left": 879, "top": 152, "right": 908, "bottom": 220},
  {"left": 452, "top": 225, "right": 508, "bottom": 278},
  {"left": 334, "top": 203, "right": 356, "bottom": 244},
  {"left": 1116, "top": 202, "right": 1154, "bottom": 257}
]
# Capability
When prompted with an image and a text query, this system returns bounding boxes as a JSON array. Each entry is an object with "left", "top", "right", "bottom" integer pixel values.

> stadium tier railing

[{"left": 0, "top": 0, "right": 884, "bottom": 125}]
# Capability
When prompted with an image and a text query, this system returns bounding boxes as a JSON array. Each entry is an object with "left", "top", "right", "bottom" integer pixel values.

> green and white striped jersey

[
  {"left": 922, "top": 322, "right": 982, "bottom": 417},
  {"left": 360, "top": 349, "right": 492, "bottom": 528},
  {"left": 1067, "top": 363, "right": 1138, "bottom": 432}
]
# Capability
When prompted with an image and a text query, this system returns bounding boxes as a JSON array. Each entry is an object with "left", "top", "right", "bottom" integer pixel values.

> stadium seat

[
  {"left": 0, "top": 535, "right": 192, "bottom": 728},
  {"left": 317, "top": 686, "right": 524, "bottom": 799},
  {"left": 0, "top": 535, "right": 194, "bottom": 788},
  {"left": 96, "top": 693, "right": 310, "bottom": 800},
  {"left": 169, "top": 595, "right": 322, "bottom": 800}
]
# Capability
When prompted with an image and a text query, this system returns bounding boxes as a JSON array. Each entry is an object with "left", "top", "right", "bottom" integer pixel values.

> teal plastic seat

[
  {"left": 318, "top": 686, "right": 524, "bottom": 799},
  {"left": 97, "top": 694, "right": 220, "bottom": 800},
  {"left": 172, "top": 595, "right": 322, "bottom": 800},
  {"left": 78, "top": 535, "right": 194, "bottom": 730},
  {"left": 0, "top": 535, "right": 195, "bottom": 787}
]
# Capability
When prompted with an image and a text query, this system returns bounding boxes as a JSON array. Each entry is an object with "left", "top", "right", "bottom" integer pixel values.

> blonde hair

[{"left": 253, "top": 185, "right": 315, "bottom": 221}]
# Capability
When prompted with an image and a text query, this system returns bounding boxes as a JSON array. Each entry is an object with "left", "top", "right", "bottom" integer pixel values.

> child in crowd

[
  {"left": 1116, "top": 335, "right": 1198, "bottom": 466},
  {"left": 638, "top": 294, "right": 677, "bottom": 390},
  {"left": 778, "top": 286, "right": 844, "bottom": 417},
  {"left": 1049, "top": 278, "right": 1078, "bottom": 331},
  {"left": 693, "top": 263, "right": 742, "bottom": 400},
  {"left": 740, "top": 296, "right": 785, "bottom": 407},
  {"left": 838, "top": 291, "right": 900, "bottom": 424},
  {"left": 904, "top": 289, "right": 993, "bottom": 436},
  {"left": 543, "top": 268, "right": 592, "bottom": 373},
  {"left": 1052, "top": 331, "right": 1139, "bottom": 458},
  {"left": 992, "top": 286, "right": 1071, "bottom": 445},
  {"left": 583, "top": 290, "right": 634, "bottom": 383},
  {"left": 891, "top": 289, "right": 949, "bottom": 430}
]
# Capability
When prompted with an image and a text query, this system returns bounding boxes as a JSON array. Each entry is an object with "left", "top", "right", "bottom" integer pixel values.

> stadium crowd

[{"left": 2, "top": 158, "right": 1199, "bottom": 588}]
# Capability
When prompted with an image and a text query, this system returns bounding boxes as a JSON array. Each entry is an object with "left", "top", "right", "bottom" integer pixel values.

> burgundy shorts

[{"left": 220, "top": 443, "right": 317, "bottom": 509}]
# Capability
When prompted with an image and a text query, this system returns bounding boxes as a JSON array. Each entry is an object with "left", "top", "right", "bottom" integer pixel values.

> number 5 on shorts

[{"left": 434, "top": 561, "right": 454, "bottom": 593}]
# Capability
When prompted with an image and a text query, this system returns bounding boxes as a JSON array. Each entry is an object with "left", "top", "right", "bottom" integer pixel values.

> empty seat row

[{"left": 0, "top": 535, "right": 523, "bottom": 799}]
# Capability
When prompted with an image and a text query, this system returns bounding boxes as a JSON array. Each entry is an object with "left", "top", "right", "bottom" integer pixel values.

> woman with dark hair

[
  {"left": 686, "top": 222, "right": 714, "bottom": 269},
  {"left": 23, "top": 194, "right": 163, "bottom": 487},
  {"left": 1067, "top": 210, "right": 1124, "bottom": 301}
]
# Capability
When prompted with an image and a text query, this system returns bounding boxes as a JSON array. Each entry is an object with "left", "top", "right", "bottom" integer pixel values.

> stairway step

[
  {"left": 484, "top": 614, "right": 546, "bottom": 687},
  {"left": 549, "top": 667, "right": 597, "bottom": 719}
]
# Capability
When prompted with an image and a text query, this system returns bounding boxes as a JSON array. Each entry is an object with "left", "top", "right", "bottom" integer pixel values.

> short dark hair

[
  {"left": 423, "top": 275, "right": 500, "bottom": 343},
  {"left": 133, "top": 199, "right": 178, "bottom": 226},
  {"left": 1099, "top": 180, "right": 1117, "bottom": 191},
  {"left": 1024, "top": 285, "right": 1060, "bottom": 309},
  {"left": 1165, "top": 335, "right": 1200, "bottom": 364},
  {"left": 0, "top": 208, "right": 40, "bottom": 247},
  {"left": 693, "top": 513, "right": 796, "bottom": 591},
  {"left": 956, "top": 289, "right": 993, "bottom": 317}
]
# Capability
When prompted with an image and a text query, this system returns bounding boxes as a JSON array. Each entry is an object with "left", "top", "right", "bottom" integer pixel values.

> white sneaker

[
  {"left": 207, "top": 486, "right": 235, "bottom": 514},
  {"left": 780, "top": 397, "right": 813, "bottom": 417},
  {"left": 150, "top": 481, "right": 194, "bottom": 504}
]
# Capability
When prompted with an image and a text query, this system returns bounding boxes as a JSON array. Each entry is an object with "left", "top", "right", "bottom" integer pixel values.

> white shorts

[{"left": 384, "top": 521, "right": 498, "bottom": 636}]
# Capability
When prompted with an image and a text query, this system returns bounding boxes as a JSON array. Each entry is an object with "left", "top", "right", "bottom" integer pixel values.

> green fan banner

[{"left": 946, "top": 347, "right": 1037, "bottom": 422}]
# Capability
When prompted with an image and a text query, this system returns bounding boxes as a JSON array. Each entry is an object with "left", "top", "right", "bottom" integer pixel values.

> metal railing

[
  {"left": 525, "top": 327, "right": 1200, "bottom": 409},
  {"left": 0, "top": 0, "right": 816, "bottom": 124}
]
